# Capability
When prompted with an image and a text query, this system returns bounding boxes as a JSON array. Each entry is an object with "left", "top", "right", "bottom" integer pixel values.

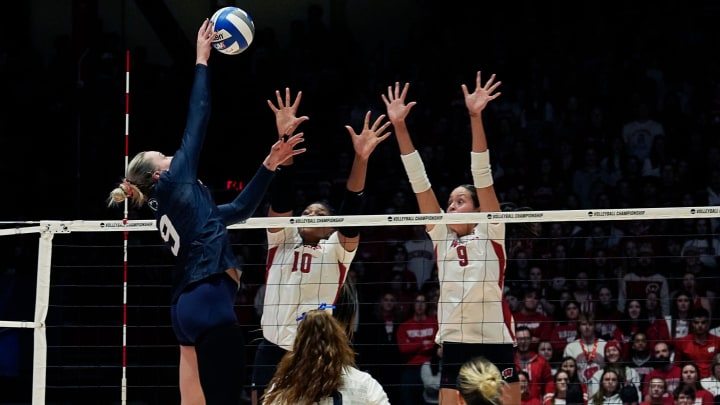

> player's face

[
  {"left": 301, "top": 203, "right": 330, "bottom": 216},
  {"left": 146, "top": 151, "right": 172, "bottom": 173},
  {"left": 298, "top": 203, "right": 334, "bottom": 242},
  {"left": 446, "top": 187, "right": 477, "bottom": 214}
]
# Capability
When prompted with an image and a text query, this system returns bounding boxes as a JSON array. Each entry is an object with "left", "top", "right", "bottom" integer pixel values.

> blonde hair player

[
  {"left": 457, "top": 356, "right": 512, "bottom": 405},
  {"left": 107, "top": 19, "right": 305, "bottom": 405},
  {"left": 382, "top": 71, "right": 520, "bottom": 405}
]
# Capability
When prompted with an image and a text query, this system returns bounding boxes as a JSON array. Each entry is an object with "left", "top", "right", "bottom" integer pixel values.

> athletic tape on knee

[
  {"left": 471, "top": 150, "right": 493, "bottom": 188},
  {"left": 400, "top": 151, "right": 431, "bottom": 193}
]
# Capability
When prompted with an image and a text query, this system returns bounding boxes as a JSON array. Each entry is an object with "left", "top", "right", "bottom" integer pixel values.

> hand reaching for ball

[{"left": 196, "top": 18, "right": 215, "bottom": 65}]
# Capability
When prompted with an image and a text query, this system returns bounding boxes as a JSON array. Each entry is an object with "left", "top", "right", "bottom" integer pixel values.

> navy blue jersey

[{"left": 148, "top": 64, "right": 274, "bottom": 303}]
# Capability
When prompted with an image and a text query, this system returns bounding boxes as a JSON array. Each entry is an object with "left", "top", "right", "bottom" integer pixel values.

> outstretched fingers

[
  {"left": 376, "top": 121, "right": 392, "bottom": 142},
  {"left": 284, "top": 132, "right": 305, "bottom": 145},
  {"left": 371, "top": 113, "right": 388, "bottom": 131},
  {"left": 399, "top": 82, "right": 410, "bottom": 100},
  {"left": 289, "top": 89, "right": 303, "bottom": 110},
  {"left": 275, "top": 133, "right": 306, "bottom": 155},
  {"left": 282, "top": 117, "right": 309, "bottom": 137},
  {"left": 461, "top": 83, "right": 470, "bottom": 98}
]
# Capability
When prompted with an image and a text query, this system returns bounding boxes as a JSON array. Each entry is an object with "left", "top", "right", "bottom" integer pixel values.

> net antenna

[{"left": 121, "top": 49, "right": 130, "bottom": 405}]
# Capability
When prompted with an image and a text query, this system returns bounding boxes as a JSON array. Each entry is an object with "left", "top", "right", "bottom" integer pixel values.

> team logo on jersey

[
  {"left": 502, "top": 367, "right": 514, "bottom": 379},
  {"left": 148, "top": 198, "right": 159, "bottom": 211}
]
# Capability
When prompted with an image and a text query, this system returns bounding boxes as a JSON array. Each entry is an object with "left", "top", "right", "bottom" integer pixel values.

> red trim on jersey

[
  {"left": 265, "top": 246, "right": 278, "bottom": 282},
  {"left": 333, "top": 261, "right": 348, "bottom": 304},
  {"left": 492, "top": 239, "right": 514, "bottom": 341}
]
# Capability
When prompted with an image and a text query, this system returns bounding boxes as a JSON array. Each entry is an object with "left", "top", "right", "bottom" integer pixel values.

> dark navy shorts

[
  {"left": 170, "top": 273, "right": 238, "bottom": 346},
  {"left": 251, "top": 338, "right": 288, "bottom": 393}
]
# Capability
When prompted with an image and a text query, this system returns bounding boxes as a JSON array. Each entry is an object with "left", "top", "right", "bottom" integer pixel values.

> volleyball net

[{"left": 1, "top": 206, "right": 719, "bottom": 404}]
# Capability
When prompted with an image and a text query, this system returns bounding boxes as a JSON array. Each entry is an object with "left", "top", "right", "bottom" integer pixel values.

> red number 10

[{"left": 292, "top": 251, "right": 313, "bottom": 273}]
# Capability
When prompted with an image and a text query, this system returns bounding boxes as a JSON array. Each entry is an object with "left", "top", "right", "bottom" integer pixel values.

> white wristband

[
  {"left": 400, "top": 151, "right": 431, "bottom": 193},
  {"left": 471, "top": 150, "right": 493, "bottom": 188}
]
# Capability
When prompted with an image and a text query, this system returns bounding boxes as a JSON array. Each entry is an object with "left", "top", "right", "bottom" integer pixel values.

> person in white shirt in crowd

[
  {"left": 405, "top": 225, "right": 436, "bottom": 290},
  {"left": 588, "top": 369, "right": 623, "bottom": 405},
  {"left": 563, "top": 312, "right": 607, "bottom": 384},
  {"left": 421, "top": 344, "right": 443, "bottom": 405},
  {"left": 699, "top": 353, "right": 720, "bottom": 397}
]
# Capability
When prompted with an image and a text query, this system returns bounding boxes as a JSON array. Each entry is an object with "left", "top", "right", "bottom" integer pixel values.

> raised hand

[
  {"left": 461, "top": 71, "right": 502, "bottom": 117},
  {"left": 267, "top": 88, "right": 310, "bottom": 137},
  {"left": 263, "top": 133, "right": 307, "bottom": 171},
  {"left": 345, "top": 111, "right": 392, "bottom": 160},
  {"left": 196, "top": 18, "right": 215, "bottom": 65},
  {"left": 381, "top": 82, "right": 417, "bottom": 123}
]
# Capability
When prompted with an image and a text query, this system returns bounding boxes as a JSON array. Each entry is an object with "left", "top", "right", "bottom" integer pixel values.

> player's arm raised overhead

[{"left": 382, "top": 82, "right": 443, "bottom": 227}]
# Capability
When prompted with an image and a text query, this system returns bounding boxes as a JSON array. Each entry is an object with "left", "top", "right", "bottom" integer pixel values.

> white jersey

[
  {"left": 262, "top": 229, "right": 356, "bottom": 350},
  {"left": 265, "top": 366, "right": 390, "bottom": 405},
  {"left": 428, "top": 222, "right": 514, "bottom": 344}
]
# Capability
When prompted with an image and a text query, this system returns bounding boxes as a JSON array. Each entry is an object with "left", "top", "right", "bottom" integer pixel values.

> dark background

[{"left": 3, "top": 0, "right": 719, "bottom": 221}]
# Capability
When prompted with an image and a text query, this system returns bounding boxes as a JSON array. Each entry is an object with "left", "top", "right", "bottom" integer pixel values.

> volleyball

[{"left": 210, "top": 6, "right": 255, "bottom": 55}]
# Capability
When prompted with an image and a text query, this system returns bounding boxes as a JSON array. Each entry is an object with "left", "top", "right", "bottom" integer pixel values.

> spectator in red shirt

[
  {"left": 516, "top": 326, "right": 553, "bottom": 401},
  {"left": 674, "top": 307, "right": 720, "bottom": 379},
  {"left": 543, "top": 371, "right": 571, "bottom": 405},
  {"left": 544, "top": 357, "right": 589, "bottom": 404},
  {"left": 640, "top": 377, "right": 673, "bottom": 405},
  {"left": 614, "top": 298, "right": 670, "bottom": 360},
  {"left": 396, "top": 292, "right": 439, "bottom": 405},
  {"left": 550, "top": 300, "right": 581, "bottom": 356},
  {"left": 514, "top": 287, "right": 555, "bottom": 346},
  {"left": 538, "top": 339, "right": 559, "bottom": 375},
  {"left": 673, "top": 362, "right": 714, "bottom": 405},
  {"left": 594, "top": 286, "right": 623, "bottom": 342},
  {"left": 642, "top": 341, "right": 682, "bottom": 398},
  {"left": 520, "top": 371, "right": 543, "bottom": 405}
]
